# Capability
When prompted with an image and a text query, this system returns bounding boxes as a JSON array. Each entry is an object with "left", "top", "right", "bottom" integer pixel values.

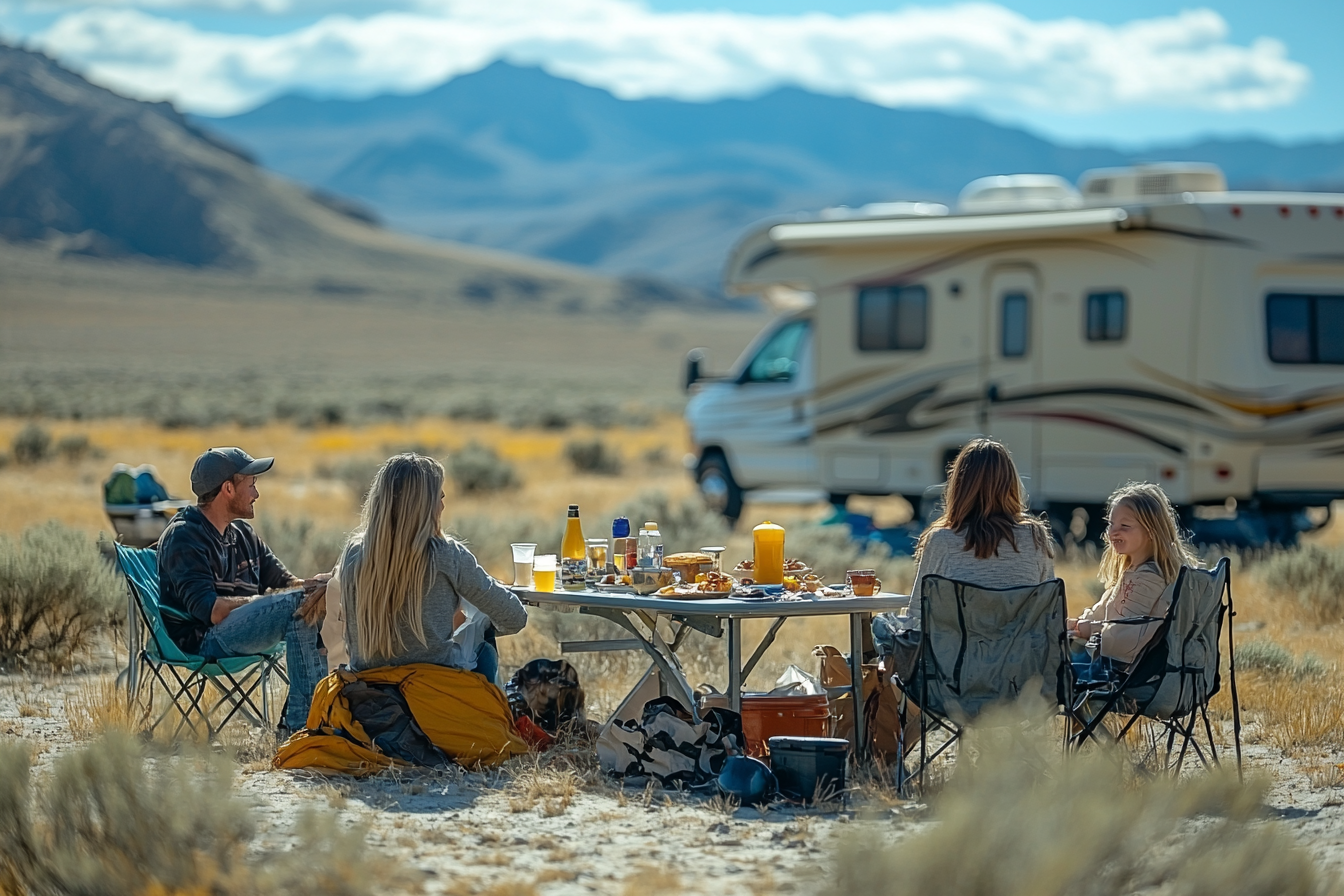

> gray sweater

[
  {"left": 906, "top": 524, "right": 1055, "bottom": 630},
  {"left": 339, "top": 536, "right": 528, "bottom": 672}
]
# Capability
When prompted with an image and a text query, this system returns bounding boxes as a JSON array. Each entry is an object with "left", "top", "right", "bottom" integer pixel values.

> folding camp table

[{"left": 512, "top": 586, "right": 908, "bottom": 757}]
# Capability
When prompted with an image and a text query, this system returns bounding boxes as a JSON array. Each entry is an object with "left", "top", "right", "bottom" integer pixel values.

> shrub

[
  {"left": 447, "top": 395, "right": 499, "bottom": 422},
  {"left": 447, "top": 514, "right": 557, "bottom": 571},
  {"left": 1238, "top": 639, "right": 1296, "bottom": 675},
  {"left": 1258, "top": 545, "right": 1344, "bottom": 622},
  {"left": 615, "top": 491, "right": 730, "bottom": 557},
  {"left": 11, "top": 423, "right": 51, "bottom": 464},
  {"left": 564, "top": 438, "right": 622, "bottom": 476},
  {"left": 54, "top": 433, "right": 94, "bottom": 461},
  {"left": 0, "top": 522, "right": 124, "bottom": 670},
  {"left": 317, "top": 457, "right": 383, "bottom": 507},
  {"left": 258, "top": 517, "right": 350, "bottom": 576},
  {"left": 824, "top": 701, "right": 1331, "bottom": 896},
  {"left": 449, "top": 442, "right": 519, "bottom": 494},
  {"left": 0, "top": 735, "right": 403, "bottom": 895}
]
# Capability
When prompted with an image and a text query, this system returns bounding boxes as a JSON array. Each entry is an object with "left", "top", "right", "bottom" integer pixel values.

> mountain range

[
  {"left": 0, "top": 45, "right": 705, "bottom": 314},
  {"left": 202, "top": 61, "right": 1344, "bottom": 291}
]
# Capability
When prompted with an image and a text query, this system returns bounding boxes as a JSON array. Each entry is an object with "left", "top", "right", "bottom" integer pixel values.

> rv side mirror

[{"left": 684, "top": 348, "right": 707, "bottom": 391}]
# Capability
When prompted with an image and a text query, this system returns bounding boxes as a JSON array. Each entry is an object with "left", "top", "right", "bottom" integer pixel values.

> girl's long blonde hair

[
  {"left": 917, "top": 438, "right": 1051, "bottom": 561},
  {"left": 352, "top": 453, "right": 448, "bottom": 662},
  {"left": 1098, "top": 481, "right": 1198, "bottom": 588}
]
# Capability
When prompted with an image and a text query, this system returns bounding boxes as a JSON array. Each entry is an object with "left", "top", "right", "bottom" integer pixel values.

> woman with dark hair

[{"left": 874, "top": 439, "right": 1055, "bottom": 656}]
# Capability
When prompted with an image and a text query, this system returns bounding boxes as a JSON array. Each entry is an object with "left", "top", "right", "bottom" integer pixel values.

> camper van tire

[{"left": 696, "top": 452, "right": 743, "bottom": 523}]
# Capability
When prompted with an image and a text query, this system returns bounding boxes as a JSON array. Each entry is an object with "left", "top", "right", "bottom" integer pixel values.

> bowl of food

[
  {"left": 665, "top": 551, "right": 714, "bottom": 583},
  {"left": 630, "top": 566, "right": 676, "bottom": 595}
]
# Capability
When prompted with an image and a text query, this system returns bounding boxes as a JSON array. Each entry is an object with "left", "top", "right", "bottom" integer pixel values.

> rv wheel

[{"left": 697, "top": 454, "right": 743, "bottom": 523}]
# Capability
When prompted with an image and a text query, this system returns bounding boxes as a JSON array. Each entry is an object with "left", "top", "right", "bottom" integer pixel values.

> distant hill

[
  {"left": 0, "top": 46, "right": 718, "bottom": 312},
  {"left": 202, "top": 61, "right": 1344, "bottom": 290}
]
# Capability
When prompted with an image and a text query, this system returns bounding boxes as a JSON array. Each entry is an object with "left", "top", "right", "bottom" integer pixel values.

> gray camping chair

[
  {"left": 898, "top": 575, "right": 1071, "bottom": 791},
  {"left": 1069, "top": 558, "right": 1241, "bottom": 776}
]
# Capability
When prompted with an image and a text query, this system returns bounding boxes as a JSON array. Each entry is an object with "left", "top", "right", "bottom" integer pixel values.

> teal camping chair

[{"left": 115, "top": 544, "right": 287, "bottom": 739}]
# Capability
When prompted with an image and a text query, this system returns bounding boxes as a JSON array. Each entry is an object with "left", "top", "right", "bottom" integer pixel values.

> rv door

[
  {"left": 982, "top": 267, "right": 1042, "bottom": 501},
  {"left": 712, "top": 318, "right": 816, "bottom": 488}
]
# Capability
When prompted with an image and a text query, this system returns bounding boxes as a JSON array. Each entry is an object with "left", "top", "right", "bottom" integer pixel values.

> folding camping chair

[
  {"left": 114, "top": 544, "right": 288, "bottom": 739},
  {"left": 1069, "top": 558, "right": 1242, "bottom": 776},
  {"left": 897, "top": 576, "right": 1071, "bottom": 791}
]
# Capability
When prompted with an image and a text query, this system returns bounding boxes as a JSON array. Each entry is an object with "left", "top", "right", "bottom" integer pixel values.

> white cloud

[{"left": 23, "top": 0, "right": 1310, "bottom": 118}]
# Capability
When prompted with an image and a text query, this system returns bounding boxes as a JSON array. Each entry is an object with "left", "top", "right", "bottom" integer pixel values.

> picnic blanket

[{"left": 273, "top": 663, "right": 529, "bottom": 775}]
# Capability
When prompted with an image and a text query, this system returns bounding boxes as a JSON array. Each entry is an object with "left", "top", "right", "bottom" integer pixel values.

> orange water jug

[{"left": 752, "top": 520, "right": 785, "bottom": 585}]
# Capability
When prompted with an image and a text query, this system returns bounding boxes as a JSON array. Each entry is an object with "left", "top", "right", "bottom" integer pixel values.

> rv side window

[
  {"left": 1086, "top": 291, "right": 1127, "bottom": 342},
  {"left": 1267, "top": 293, "right": 1344, "bottom": 364},
  {"left": 856, "top": 285, "right": 927, "bottom": 351},
  {"left": 1001, "top": 292, "right": 1029, "bottom": 357},
  {"left": 743, "top": 320, "right": 809, "bottom": 382}
]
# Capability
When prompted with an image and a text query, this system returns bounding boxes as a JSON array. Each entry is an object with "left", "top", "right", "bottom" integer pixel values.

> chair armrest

[{"left": 1099, "top": 616, "right": 1164, "bottom": 625}]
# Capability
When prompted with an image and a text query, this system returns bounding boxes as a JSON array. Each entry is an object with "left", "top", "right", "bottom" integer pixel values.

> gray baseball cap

[{"left": 190, "top": 447, "right": 274, "bottom": 497}]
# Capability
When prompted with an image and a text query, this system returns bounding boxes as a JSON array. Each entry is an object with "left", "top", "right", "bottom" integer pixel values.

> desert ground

[{"left": 4, "top": 271, "right": 1344, "bottom": 894}]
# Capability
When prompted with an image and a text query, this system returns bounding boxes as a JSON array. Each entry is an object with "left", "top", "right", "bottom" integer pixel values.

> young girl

[{"left": 1068, "top": 482, "right": 1198, "bottom": 678}]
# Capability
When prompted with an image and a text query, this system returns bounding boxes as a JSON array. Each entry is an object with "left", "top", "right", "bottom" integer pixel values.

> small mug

[{"left": 846, "top": 569, "right": 882, "bottom": 596}]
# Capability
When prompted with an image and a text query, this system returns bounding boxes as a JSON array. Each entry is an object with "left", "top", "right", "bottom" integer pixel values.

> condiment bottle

[
  {"left": 560, "top": 504, "right": 587, "bottom": 590},
  {"left": 612, "top": 517, "right": 631, "bottom": 574},
  {"left": 645, "top": 521, "right": 663, "bottom": 569},
  {"left": 752, "top": 521, "right": 785, "bottom": 585}
]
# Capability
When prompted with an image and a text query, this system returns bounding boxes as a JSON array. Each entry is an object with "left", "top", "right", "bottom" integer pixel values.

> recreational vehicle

[{"left": 685, "top": 164, "right": 1344, "bottom": 544}]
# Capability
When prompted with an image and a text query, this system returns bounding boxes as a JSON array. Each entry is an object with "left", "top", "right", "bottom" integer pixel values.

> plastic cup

[
  {"left": 533, "top": 554, "right": 557, "bottom": 593},
  {"left": 511, "top": 543, "right": 537, "bottom": 588}
]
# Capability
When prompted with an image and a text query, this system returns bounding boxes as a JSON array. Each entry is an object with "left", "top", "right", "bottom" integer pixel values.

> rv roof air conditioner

[
  {"left": 957, "top": 175, "right": 1083, "bottom": 214},
  {"left": 1077, "top": 163, "right": 1227, "bottom": 205}
]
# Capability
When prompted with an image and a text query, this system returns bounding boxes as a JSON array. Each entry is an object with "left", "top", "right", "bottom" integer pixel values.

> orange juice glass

[{"left": 752, "top": 521, "right": 785, "bottom": 585}]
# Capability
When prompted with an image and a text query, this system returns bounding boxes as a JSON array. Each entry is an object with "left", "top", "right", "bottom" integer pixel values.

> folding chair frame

[
  {"left": 1069, "top": 558, "right": 1242, "bottom": 778},
  {"left": 899, "top": 577, "right": 1072, "bottom": 793},
  {"left": 115, "top": 544, "right": 289, "bottom": 741}
]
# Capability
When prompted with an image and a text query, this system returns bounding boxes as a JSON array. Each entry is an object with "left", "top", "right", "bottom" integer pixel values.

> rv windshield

[{"left": 742, "top": 320, "right": 809, "bottom": 383}]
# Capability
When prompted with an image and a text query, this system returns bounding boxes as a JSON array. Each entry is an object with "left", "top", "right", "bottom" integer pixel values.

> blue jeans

[
  {"left": 1070, "top": 644, "right": 1115, "bottom": 685},
  {"left": 199, "top": 591, "right": 324, "bottom": 731},
  {"left": 474, "top": 641, "right": 499, "bottom": 687}
]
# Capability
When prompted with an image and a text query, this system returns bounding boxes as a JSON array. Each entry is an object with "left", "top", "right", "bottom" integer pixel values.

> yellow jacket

[{"left": 273, "top": 663, "right": 529, "bottom": 775}]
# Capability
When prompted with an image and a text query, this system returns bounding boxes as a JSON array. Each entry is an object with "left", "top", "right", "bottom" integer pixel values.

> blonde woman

[
  {"left": 336, "top": 453, "right": 527, "bottom": 684},
  {"left": 1068, "top": 482, "right": 1199, "bottom": 678}
]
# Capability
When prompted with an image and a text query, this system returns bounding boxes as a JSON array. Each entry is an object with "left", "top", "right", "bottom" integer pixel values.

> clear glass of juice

[{"left": 533, "top": 554, "right": 557, "bottom": 592}]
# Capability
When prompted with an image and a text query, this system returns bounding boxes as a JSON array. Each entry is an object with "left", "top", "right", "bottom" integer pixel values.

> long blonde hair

[
  {"left": 917, "top": 438, "right": 1051, "bottom": 561},
  {"left": 1098, "top": 482, "right": 1198, "bottom": 588},
  {"left": 352, "top": 453, "right": 447, "bottom": 662}
]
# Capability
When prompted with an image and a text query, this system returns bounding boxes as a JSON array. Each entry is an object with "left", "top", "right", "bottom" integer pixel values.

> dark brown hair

[{"left": 917, "top": 438, "right": 1051, "bottom": 560}]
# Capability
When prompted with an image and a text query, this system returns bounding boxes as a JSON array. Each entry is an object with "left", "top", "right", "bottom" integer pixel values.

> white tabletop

[{"left": 511, "top": 586, "right": 909, "bottom": 618}]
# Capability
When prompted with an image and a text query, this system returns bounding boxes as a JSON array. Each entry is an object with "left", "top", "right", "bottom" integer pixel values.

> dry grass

[
  {"left": 0, "top": 734, "right": 413, "bottom": 895},
  {"left": 64, "top": 676, "right": 137, "bottom": 740},
  {"left": 505, "top": 766, "right": 579, "bottom": 817},
  {"left": 825, "top": 702, "right": 1335, "bottom": 896},
  {"left": 620, "top": 864, "right": 682, "bottom": 895}
]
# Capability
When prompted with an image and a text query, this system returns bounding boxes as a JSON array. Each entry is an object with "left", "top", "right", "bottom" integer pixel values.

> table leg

[
  {"left": 849, "top": 613, "right": 867, "bottom": 761},
  {"left": 728, "top": 617, "right": 742, "bottom": 713}
]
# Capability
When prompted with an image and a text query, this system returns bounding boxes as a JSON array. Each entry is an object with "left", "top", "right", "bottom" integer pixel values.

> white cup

[{"left": 511, "top": 543, "right": 537, "bottom": 588}]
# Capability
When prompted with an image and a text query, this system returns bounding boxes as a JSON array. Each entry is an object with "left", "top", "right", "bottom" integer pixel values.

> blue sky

[{"left": 1, "top": 0, "right": 1337, "bottom": 147}]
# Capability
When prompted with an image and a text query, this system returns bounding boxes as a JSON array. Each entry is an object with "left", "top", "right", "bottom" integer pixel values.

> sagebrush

[
  {"left": 825, "top": 702, "right": 1334, "bottom": 896},
  {"left": 0, "top": 735, "right": 407, "bottom": 895},
  {"left": 0, "top": 521, "right": 124, "bottom": 669},
  {"left": 1257, "top": 545, "right": 1344, "bottom": 622},
  {"left": 449, "top": 442, "right": 519, "bottom": 494}
]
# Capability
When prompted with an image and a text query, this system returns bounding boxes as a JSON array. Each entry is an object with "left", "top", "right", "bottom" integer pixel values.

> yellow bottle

[
  {"left": 752, "top": 521, "right": 785, "bottom": 585},
  {"left": 561, "top": 504, "right": 587, "bottom": 590}
]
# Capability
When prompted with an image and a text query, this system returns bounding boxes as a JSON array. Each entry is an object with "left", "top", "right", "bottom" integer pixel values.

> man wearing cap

[{"left": 158, "top": 447, "right": 327, "bottom": 735}]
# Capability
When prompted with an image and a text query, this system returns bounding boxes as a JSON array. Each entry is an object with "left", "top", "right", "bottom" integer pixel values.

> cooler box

[
  {"left": 699, "top": 692, "right": 832, "bottom": 756},
  {"left": 768, "top": 736, "right": 849, "bottom": 802}
]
